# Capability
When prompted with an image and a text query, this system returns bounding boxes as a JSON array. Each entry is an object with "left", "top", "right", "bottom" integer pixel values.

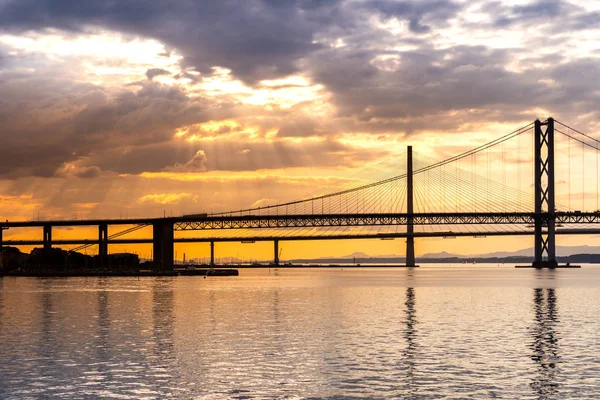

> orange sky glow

[{"left": 2, "top": 1, "right": 600, "bottom": 260}]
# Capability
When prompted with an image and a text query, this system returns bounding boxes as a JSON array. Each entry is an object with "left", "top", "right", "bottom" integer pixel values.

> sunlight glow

[
  {"left": 139, "top": 193, "right": 193, "bottom": 204},
  {"left": 196, "top": 67, "right": 326, "bottom": 108},
  {"left": 0, "top": 30, "right": 182, "bottom": 86}
]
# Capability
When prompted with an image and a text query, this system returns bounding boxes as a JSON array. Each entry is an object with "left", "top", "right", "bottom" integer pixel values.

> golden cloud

[{"left": 138, "top": 193, "right": 193, "bottom": 204}]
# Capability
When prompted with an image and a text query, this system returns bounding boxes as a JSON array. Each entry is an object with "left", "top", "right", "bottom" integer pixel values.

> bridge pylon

[
  {"left": 98, "top": 224, "right": 108, "bottom": 264},
  {"left": 405, "top": 146, "right": 417, "bottom": 267},
  {"left": 153, "top": 219, "right": 174, "bottom": 270},
  {"left": 533, "top": 118, "right": 558, "bottom": 268}
]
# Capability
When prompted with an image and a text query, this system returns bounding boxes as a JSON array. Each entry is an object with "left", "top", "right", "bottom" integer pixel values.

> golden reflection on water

[
  {"left": 530, "top": 287, "right": 560, "bottom": 399},
  {"left": 1, "top": 266, "right": 600, "bottom": 398},
  {"left": 402, "top": 286, "right": 418, "bottom": 396}
]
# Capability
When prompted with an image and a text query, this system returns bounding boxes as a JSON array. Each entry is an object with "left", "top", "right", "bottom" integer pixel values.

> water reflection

[
  {"left": 530, "top": 288, "right": 560, "bottom": 399},
  {"left": 152, "top": 279, "right": 175, "bottom": 360},
  {"left": 38, "top": 279, "right": 56, "bottom": 357},
  {"left": 0, "top": 279, "right": 4, "bottom": 333},
  {"left": 403, "top": 287, "right": 418, "bottom": 395},
  {"left": 95, "top": 279, "right": 112, "bottom": 382},
  {"left": 2, "top": 268, "right": 600, "bottom": 398}
]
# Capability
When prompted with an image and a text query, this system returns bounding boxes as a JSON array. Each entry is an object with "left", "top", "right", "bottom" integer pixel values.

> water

[{"left": 1, "top": 264, "right": 600, "bottom": 399}]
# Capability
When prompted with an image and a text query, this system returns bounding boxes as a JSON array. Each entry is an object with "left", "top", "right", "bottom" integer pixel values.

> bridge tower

[
  {"left": 43, "top": 225, "right": 52, "bottom": 252},
  {"left": 98, "top": 224, "right": 108, "bottom": 264},
  {"left": 533, "top": 118, "right": 557, "bottom": 268},
  {"left": 153, "top": 219, "right": 174, "bottom": 270},
  {"left": 0, "top": 225, "right": 6, "bottom": 267},
  {"left": 406, "top": 146, "right": 416, "bottom": 267},
  {"left": 0, "top": 225, "right": 5, "bottom": 250}
]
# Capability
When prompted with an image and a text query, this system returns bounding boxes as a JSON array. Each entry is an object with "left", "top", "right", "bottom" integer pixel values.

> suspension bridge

[{"left": 2, "top": 117, "right": 600, "bottom": 268}]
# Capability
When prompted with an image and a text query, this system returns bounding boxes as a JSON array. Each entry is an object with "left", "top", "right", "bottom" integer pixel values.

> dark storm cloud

[
  {"left": 0, "top": 77, "right": 222, "bottom": 178},
  {"left": 366, "top": 0, "right": 460, "bottom": 33},
  {"left": 311, "top": 44, "right": 548, "bottom": 123},
  {"left": 484, "top": 0, "right": 600, "bottom": 31},
  {"left": 68, "top": 83, "right": 210, "bottom": 147},
  {"left": 0, "top": 0, "right": 469, "bottom": 83},
  {"left": 1, "top": 0, "right": 600, "bottom": 182},
  {"left": 0, "top": 0, "right": 331, "bottom": 84}
]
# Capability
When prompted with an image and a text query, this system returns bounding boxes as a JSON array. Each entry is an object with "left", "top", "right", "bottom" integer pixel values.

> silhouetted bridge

[{"left": 2, "top": 118, "right": 600, "bottom": 268}]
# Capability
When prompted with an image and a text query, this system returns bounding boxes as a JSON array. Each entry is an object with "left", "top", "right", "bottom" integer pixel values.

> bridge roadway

[
  {"left": 3, "top": 212, "right": 600, "bottom": 267},
  {"left": 2, "top": 211, "right": 600, "bottom": 230},
  {"left": 3, "top": 228, "right": 600, "bottom": 246}
]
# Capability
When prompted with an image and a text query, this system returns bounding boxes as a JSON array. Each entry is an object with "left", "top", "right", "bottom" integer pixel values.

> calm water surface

[{"left": 1, "top": 264, "right": 600, "bottom": 399}]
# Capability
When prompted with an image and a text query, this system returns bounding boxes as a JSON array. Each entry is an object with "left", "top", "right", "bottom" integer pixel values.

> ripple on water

[{"left": 1, "top": 267, "right": 600, "bottom": 398}]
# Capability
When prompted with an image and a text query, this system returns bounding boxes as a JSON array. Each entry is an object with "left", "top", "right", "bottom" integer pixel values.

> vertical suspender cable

[
  {"left": 487, "top": 147, "right": 490, "bottom": 212},
  {"left": 455, "top": 160, "right": 459, "bottom": 211},
  {"left": 582, "top": 136, "right": 585, "bottom": 211},
  {"left": 517, "top": 130, "right": 521, "bottom": 211},
  {"left": 472, "top": 153, "right": 475, "bottom": 212},
  {"left": 502, "top": 142, "right": 506, "bottom": 212},
  {"left": 568, "top": 129, "right": 571, "bottom": 209}
]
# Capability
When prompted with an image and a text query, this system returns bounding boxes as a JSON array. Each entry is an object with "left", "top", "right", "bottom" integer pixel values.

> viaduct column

[
  {"left": 0, "top": 225, "right": 5, "bottom": 268},
  {"left": 210, "top": 241, "right": 215, "bottom": 266},
  {"left": 406, "top": 146, "right": 416, "bottom": 267},
  {"left": 153, "top": 219, "right": 174, "bottom": 270},
  {"left": 0, "top": 226, "right": 3, "bottom": 268},
  {"left": 98, "top": 224, "right": 108, "bottom": 263},
  {"left": 274, "top": 239, "right": 279, "bottom": 266},
  {"left": 533, "top": 118, "right": 557, "bottom": 268},
  {"left": 43, "top": 225, "right": 52, "bottom": 252}
]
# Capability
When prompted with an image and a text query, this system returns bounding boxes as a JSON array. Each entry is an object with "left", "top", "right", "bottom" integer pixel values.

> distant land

[{"left": 289, "top": 246, "right": 600, "bottom": 264}]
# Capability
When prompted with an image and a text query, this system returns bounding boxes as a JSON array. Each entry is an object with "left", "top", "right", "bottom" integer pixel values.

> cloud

[
  {"left": 0, "top": 0, "right": 600, "bottom": 201},
  {"left": 2, "top": 0, "right": 600, "bottom": 134},
  {"left": 0, "top": 77, "right": 219, "bottom": 178},
  {"left": 139, "top": 193, "right": 192, "bottom": 204},
  {"left": 163, "top": 150, "right": 208, "bottom": 172},
  {"left": 77, "top": 136, "right": 388, "bottom": 175},
  {"left": 55, "top": 164, "right": 103, "bottom": 179},
  {"left": 146, "top": 68, "right": 170, "bottom": 80},
  {"left": 0, "top": 0, "right": 330, "bottom": 84},
  {"left": 366, "top": 0, "right": 461, "bottom": 33},
  {"left": 251, "top": 198, "right": 276, "bottom": 208},
  {"left": 277, "top": 117, "right": 321, "bottom": 138}
]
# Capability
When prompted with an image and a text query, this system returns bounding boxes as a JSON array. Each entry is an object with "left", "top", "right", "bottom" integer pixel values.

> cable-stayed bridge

[{"left": 2, "top": 118, "right": 600, "bottom": 268}]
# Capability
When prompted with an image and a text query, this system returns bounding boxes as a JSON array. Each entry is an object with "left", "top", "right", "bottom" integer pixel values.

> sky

[{"left": 2, "top": 0, "right": 600, "bottom": 259}]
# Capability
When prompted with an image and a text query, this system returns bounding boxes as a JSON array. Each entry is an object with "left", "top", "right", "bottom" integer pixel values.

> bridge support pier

[
  {"left": 0, "top": 226, "right": 5, "bottom": 268},
  {"left": 274, "top": 240, "right": 279, "bottom": 266},
  {"left": 532, "top": 118, "right": 558, "bottom": 268},
  {"left": 405, "top": 146, "right": 418, "bottom": 267},
  {"left": 43, "top": 225, "right": 52, "bottom": 252},
  {"left": 98, "top": 224, "right": 108, "bottom": 263},
  {"left": 518, "top": 117, "right": 578, "bottom": 268},
  {"left": 210, "top": 241, "right": 215, "bottom": 266},
  {"left": 153, "top": 219, "right": 174, "bottom": 270}
]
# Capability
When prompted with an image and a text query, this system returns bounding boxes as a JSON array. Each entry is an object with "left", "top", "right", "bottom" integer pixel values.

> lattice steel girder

[
  {"left": 172, "top": 212, "right": 535, "bottom": 230},
  {"left": 5, "top": 227, "right": 600, "bottom": 246},
  {"left": 555, "top": 213, "right": 600, "bottom": 223},
  {"left": 171, "top": 212, "right": 600, "bottom": 231}
]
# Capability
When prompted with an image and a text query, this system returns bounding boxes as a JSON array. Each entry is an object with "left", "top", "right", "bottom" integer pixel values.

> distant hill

[
  {"left": 470, "top": 245, "right": 600, "bottom": 258},
  {"left": 291, "top": 245, "right": 600, "bottom": 264},
  {"left": 330, "top": 246, "right": 600, "bottom": 260},
  {"left": 335, "top": 252, "right": 371, "bottom": 259},
  {"left": 420, "top": 251, "right": 460, "bottom": 259}
]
